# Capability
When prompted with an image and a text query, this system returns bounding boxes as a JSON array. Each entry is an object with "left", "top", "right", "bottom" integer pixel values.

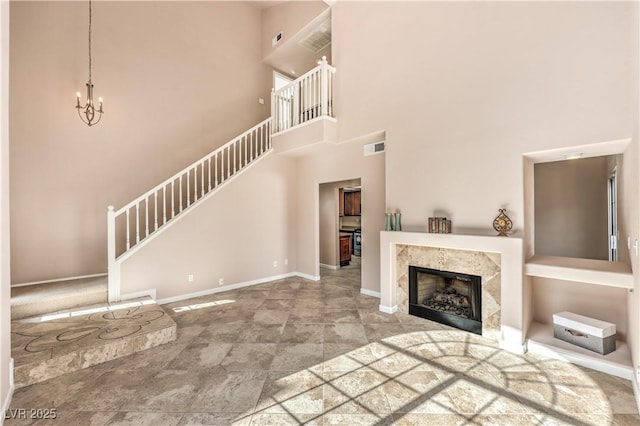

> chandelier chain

[{"left": 88, "top": 0, "right": 92, "bottom": 82}]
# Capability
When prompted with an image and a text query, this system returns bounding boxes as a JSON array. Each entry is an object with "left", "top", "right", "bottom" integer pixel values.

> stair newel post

[
  {"left": 107, "top": 205, "right": 120, "bottom": 302},
  {"left": 320, "top": 55, "right": 328, "bottom": 117},
  {"left": 271, "top": 88, "right": 276, "bottom": 133}
]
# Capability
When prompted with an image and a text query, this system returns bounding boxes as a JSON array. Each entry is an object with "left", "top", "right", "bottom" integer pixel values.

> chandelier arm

[{"left": 76, "top": 106, "right": 90, "bottom": 126}]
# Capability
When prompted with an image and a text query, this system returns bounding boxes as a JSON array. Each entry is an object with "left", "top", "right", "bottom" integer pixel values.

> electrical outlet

[
  {"left": 187, "top": 274, "right": 194, "bottom": 282},
  {"left": 219, "top": 278, "right": 224, "bottom": 286},
  {"left": 284, "top": 258, "right": 288, "bottom": 265},
  {"left": 273, "top": 261, "right": 278, "bottom": 268}
]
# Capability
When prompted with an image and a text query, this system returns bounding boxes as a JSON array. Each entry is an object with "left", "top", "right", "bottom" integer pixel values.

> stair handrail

[
  {"left": 113, "top": 118, "right": 271, "bottom": 216},
  {"left": 107, "top": 117, "right": 272, "bottom": 302}
]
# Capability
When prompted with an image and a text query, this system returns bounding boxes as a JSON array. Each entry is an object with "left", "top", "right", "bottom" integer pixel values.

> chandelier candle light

[{"left": 76, "top": 0, "right": 103, "bottom": 126}]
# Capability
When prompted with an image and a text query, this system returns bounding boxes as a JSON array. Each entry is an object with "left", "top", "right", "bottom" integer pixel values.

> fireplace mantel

[{"left": 380, "top": 230, "right": 524, "bottom": 352}]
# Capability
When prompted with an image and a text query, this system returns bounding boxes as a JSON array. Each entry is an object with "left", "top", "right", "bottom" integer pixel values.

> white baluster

[
  {"left": 188, "top": 170, "right": 192, "bottom": 206},
  {"left": 215, "top": 154, "right": 218, "bottom": 186},
  {"left": 179, "top": 175, "right": 183, "bottom": 212},
  {"left": 271, "top": 88, "right": 276, "bottom": 132},
  {"left": 201, "top": 162, "right": 205, "bottom": 198},
  {"left": 233, "top": 141, "right": 237, "bottom": 173},
  {"left": 145, "top": 197, "right": 149, "bottom": 237},
  {"left": 208, "top": 158, "right": 212, "bottom": 191},
  {"left": 125, "top": 208, "right": 131, "bottom": 250},
  {"left": 321, "top": 56, "right": 329, "bottom": 117},
  {"left": 293, "top": 84, "right": 300, "bottom": 126},
  {"left": 171, "top": 180, "right": 175, "bottom": 218},
  {"left": 244, "top": 135, "right": 248, "bottom": 165},
  {"left": 163, "top": 186, "right": 167, "bottom": 224},
  {"left": 135, "top": 204, "right": 140, "bottom": 244},
  {"left": 313, "top": 72, "right": 317, "bottom": 118},
  {"left": 226, "top": 146, "right": 230, "bottom": 180},
  {"left": 154, "top": 193, "right": 158, "bottom": 231}
]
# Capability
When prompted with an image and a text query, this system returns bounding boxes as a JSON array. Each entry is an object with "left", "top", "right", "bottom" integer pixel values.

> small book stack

[{"left": 428, "top": 217, "right": 451, "bottom": 233}]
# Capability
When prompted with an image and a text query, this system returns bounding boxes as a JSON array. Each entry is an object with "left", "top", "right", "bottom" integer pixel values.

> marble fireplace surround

[{"left": 380, "top": 231, "right": 525, "bottom": 352}]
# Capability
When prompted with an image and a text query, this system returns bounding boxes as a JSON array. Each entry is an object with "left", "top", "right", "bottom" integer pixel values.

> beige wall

[
  {"left": 332, "top": 1, "right": 633, "bottom": 233},
  {"left": 10, "top": 1, "right": 271, "bottom": 284},
  {"left": 296, "top": 142, "right": 384, "bottom": 293},
  {"left": 1, "top": 0, "right": 11, "bottom": 413},
  {"left": 534, "top": 157, "right": 609, "bottom": 260},
  {"left": 119, "top": 153, "right": 295, "bottom": 300}
]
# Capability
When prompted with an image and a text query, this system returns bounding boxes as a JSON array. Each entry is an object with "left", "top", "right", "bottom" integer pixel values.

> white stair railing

[
  {"left": 107, "top": 118, "right": 272, "bottom": 301},
  {"left": 271, "top": 56, "right": 336, "bottom": 134}
]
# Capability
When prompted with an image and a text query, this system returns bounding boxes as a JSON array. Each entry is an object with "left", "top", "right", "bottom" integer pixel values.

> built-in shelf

[
  {"left": 527, "top": 321, "right": 633, "bottom": 380},
  {"left": 524, "top": 255, "right": 633, "bottom": 289}
]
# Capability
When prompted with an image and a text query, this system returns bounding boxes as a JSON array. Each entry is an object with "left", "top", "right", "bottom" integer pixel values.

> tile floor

[{"left": 6, "top": 258, "right": 640, "bottom": 425}]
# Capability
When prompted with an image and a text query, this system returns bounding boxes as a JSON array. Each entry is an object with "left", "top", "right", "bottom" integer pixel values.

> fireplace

[{"left": 408, "top": 266, "right": 482, "bottom": 335}]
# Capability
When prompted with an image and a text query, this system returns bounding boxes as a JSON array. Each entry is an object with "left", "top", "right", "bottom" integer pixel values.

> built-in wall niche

[{"left": 522, "top": 138, "right": 634, "bottom": 379}]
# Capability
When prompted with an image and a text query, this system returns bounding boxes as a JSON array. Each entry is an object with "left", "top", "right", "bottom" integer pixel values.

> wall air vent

[
  {"left": 364, "top": 142, "right": 385, "bottom": 156},
  {"left": 272, "top": 32, "right": 283, "bottom": 47},
  {"left": 298, "top": 19, "right": 331, "bottom": 53}
]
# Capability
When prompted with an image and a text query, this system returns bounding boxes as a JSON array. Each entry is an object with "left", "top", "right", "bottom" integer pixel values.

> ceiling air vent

[
  {"left": 364, "top": 142, "right": 385, "bottom": 157},
  {"left": 298, "top": 19, "right": 331, "bottom": 53}
]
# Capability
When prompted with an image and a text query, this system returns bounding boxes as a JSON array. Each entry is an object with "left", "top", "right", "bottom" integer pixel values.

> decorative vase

[
  {"left": 394, "top": 213, "right": 402, "bottom": 231},
  {"left": 385, "top": 213, "right": 392, "bottom": 231}
]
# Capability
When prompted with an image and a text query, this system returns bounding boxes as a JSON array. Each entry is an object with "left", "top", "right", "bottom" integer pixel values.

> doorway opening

[{"left": 318, "top": 178, "right": 362, "bottom": 279}]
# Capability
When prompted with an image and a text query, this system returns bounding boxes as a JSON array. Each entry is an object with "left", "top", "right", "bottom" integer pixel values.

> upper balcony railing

[{"left": 271, "top": 56, "right": 336, "bottom": 134}]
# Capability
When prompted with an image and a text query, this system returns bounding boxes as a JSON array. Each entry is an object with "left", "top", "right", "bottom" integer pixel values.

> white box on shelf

[{"left": 552, "top": 311, "right": 616, "bottom": 355}]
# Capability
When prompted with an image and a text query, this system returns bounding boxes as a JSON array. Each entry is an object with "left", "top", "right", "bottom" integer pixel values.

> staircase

[
  {"left": 107, "top": 118, "right": 273, "bottom": 301},
  {"left": 9, "top": 58, "right": 337, "bottom": 387},
  {"left": 107, "top": 57, "right": 336, "bottom": 302}
]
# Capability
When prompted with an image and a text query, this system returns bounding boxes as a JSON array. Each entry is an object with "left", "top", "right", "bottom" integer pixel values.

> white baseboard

[
  {"left": 295, "top": 272, "right": 320, "bottom": 281},
  {"left": 379, "top": 304, "right": 397, "bottom": 314},
  {"left": 499, "top": 339, "right": 526, "bottom": 355},
  {"left": 2, "top": 358, "right": 15, "bottom": 426},
  {"left": 360, "top": 288, "right": 380, "bottom": 298},
  {"left": 156, "top": 272, "right": 316, "bottom": 305},
  {"left": 120, "top": 289, "right": 157, "bottom": 302},
  {"left": 320, "top": 263, "right": 339, "bottom": 270}
]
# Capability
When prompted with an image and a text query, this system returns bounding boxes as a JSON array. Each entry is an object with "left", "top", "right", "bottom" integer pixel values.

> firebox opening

[{"left": 408, "top": 266, "right": 482, "bottom": 335}]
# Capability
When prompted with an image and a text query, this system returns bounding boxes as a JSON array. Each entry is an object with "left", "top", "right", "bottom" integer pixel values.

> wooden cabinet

[
  {"left": 339, "top": 188, "right": 344, "bottom": 217},
  {"left": 340, "top": 235, "right": 351, "bottom": 266},
  {"left": 344, "top": 191, "right": 361, "bottom": 216}
]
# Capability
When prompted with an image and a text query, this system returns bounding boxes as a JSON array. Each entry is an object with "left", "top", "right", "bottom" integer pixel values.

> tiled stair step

[
  {"left": 11, "top": 276, "right": 109, "bottom": 320},
  {"left": 11, "top": 297, "right": 177, "bottom": 389}
]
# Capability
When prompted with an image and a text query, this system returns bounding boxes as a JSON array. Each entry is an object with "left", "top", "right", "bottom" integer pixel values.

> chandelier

[{"left": 76, "top": 0, "right": 103, "bottom": 126}]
